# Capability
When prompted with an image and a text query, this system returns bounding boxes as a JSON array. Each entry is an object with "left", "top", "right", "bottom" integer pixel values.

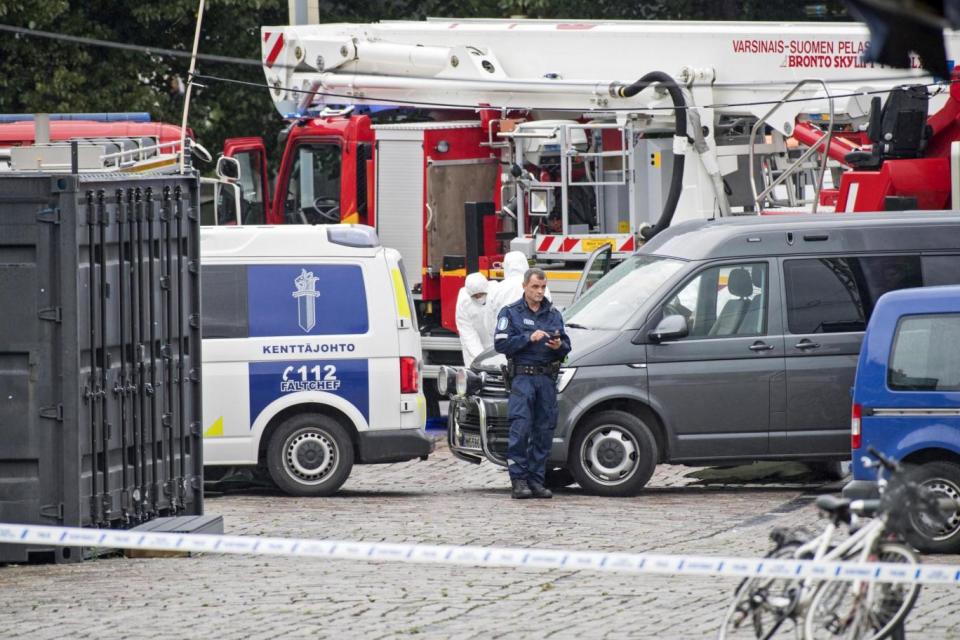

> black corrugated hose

[{"left": 611, "top": 72, "right": 687, "bottom": 240}]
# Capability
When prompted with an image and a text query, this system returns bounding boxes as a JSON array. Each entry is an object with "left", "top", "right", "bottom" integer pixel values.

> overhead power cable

[{"left": 0, "top": 23, "right": 262, "bottom": 67}]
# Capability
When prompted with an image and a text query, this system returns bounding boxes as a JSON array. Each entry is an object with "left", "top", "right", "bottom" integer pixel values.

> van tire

[
  {"left": 904, "top": 461, "right": 960, "bottom": 554},
  {"left": 809, "top": 461, "right": 846, "bottom": 481},
  {"left": 266, "top": 414, "right": 354, "bottom": 497},
  {"left": 569, "top": 410, "right": 658, "bottom": 497}
]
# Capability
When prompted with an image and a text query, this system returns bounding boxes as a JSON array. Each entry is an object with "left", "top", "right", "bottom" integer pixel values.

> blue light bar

[{"left": 0, "top": 112, "right": 152, "bottom": 123}]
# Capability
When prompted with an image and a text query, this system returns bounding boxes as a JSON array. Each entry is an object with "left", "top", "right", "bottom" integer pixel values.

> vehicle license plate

[{"left": 460, "top": 433, "right": 482, "bottom": 450}]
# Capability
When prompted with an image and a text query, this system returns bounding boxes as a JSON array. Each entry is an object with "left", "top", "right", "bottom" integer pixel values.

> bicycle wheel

[
  {"left": 719, "top": 543, "right": 803, "bottom": 639},
  {"left": 803, "top": 542, "right": 920, "bottom": 640}
]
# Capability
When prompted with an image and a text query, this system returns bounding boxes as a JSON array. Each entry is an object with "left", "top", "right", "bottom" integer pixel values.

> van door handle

[
  {"left": 794, "top": 340, "right": 821, "bottom": 350},
  {"left": 749, "top": 341, "right": 775, "bottom": 352}
]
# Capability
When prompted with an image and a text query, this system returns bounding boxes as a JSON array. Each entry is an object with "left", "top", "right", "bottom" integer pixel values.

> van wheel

[
  {"left": 904, "top": 461, "right": 960, "bottom": 554},
  {"left": 569, "top": 410, "right": 658, "bottom": 497},
  {"left": 266, "top": 414, "right": 354, "bottom": 497},
  {"left": 809, "top": 461, "right": 846, "bottom": 481}
]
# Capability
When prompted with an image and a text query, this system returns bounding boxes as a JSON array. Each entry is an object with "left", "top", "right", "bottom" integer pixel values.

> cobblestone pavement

[{"left": 1, "top": 439, "right": 957, "bottom": 639}]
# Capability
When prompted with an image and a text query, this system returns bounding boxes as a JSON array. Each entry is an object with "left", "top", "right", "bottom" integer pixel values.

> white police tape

[{"left": 1, "top": 523, "right": 958, "bottom": 585}]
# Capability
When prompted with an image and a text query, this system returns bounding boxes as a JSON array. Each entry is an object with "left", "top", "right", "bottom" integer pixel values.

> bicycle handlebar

[
  {"left": 866, "top": 445, "right": 901, "bottom": 472},
  {"left": 850, "top": 499, "right": 880, "bottom": 516}
]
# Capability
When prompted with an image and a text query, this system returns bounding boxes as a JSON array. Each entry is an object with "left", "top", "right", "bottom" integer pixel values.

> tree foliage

[{"left": 0, "top": 0, "right": 846, "bottom": 172}]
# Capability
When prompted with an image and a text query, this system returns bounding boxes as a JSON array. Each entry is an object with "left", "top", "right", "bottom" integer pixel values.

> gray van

[{"left": 445, "top": 212, "right": 960, "bottom": 496}]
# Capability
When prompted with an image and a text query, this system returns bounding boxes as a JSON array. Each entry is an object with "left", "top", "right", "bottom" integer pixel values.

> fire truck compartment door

[{"left": 426, "top": 159, "right": 498, "bottom": 272}]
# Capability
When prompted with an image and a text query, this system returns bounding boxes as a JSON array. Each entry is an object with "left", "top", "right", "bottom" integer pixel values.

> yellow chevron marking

[{"left": 204, "top": 416, "right": 224, "bottom": 438}]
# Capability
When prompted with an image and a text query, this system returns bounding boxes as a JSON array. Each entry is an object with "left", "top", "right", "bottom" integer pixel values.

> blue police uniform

[{"left": 494, "top": 297, "right": 571, "bottom": 487}]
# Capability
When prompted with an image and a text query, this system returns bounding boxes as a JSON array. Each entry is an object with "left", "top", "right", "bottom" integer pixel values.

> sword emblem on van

[{"left": 292, "top": 268, "right": 320, "bottom": 332}]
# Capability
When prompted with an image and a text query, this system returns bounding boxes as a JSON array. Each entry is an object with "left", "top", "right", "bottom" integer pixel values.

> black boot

[
  {"left": 511, "top": 478, "right": 533, "bottom": 499},
  {"left": 527, "top": 481, "right": 553, "bottom": 499}
]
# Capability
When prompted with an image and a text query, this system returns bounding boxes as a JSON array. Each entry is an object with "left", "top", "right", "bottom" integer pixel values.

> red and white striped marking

[
  {"left": 263, "top": 31, "right": 285, "bottom": 69},
  {"left": 535, "top": 235, "right": 635, "bottom": 255}
]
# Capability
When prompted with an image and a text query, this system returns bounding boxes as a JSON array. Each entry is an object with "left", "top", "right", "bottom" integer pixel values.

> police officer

[{"left": 494, "top": 268, "right": 571, "bottom": 499}]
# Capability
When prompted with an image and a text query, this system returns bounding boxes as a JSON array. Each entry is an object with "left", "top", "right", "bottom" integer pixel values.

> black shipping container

[{"left": 0, "top": 172, "right": 203, "bottom": 563}]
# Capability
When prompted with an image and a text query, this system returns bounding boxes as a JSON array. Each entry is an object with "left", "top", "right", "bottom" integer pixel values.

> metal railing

[{"left": 749, "top": 79, "right": 836, "bottom": 213}]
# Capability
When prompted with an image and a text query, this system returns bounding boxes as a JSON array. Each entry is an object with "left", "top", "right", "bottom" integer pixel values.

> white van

[{"left": 200, "top": 224, "right": 432, "bottom": 496}]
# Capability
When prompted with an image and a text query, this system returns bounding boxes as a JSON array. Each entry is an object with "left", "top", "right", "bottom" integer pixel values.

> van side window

[
  {"left": 922, "top": 255, "right": 960, "bottom": 286},
  {"left": 784, "top": 258, "right": 865, "bottom": 334},
  {"left": 784, "top": 255, "right": 927, "bottom": 334},
  {"left": 889, "top": 313, "right": 960, "bottom": 391},
  {"left": 201, "top": 265, "right": 249, "bottom": 339},
  {"left": 663, "top": 263, "right": 768, "bottom": 338},
  {"left": 856, "top": 255, "right": 922, "bottom": 314}
]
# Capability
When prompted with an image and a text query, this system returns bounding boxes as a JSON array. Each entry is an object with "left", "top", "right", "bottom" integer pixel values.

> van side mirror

[
  {"left": 216, "top": 155, "right": 240, "bottom": 181},
  {"left": 648, "top": 315, "right": 688, "bottom": 343}
]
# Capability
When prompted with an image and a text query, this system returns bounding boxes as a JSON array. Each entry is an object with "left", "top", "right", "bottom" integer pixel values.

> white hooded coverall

[
  {"left": 455, "top": 272, "right": 492, "bottom": 367},
  {"left": 484, "top": 251, "right": 551, "bottom": 338}
]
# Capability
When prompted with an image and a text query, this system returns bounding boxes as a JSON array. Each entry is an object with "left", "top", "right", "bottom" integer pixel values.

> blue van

[{"left": 845, "top": 285, "right": 960, "bottom": 553}]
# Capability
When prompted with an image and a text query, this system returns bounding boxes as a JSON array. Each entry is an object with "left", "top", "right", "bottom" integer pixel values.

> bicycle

[{"left": 718, "top": 447, "right": 951, "bottom": 640}]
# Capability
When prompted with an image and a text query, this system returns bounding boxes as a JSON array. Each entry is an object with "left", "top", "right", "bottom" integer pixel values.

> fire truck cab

[{"left": 222, "top": 113, "right": 374, "bottom": 228}]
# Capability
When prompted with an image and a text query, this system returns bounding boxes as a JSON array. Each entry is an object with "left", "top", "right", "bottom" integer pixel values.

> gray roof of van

[{"left": 641, "top": 212, "right": 960, "bottom": 261}]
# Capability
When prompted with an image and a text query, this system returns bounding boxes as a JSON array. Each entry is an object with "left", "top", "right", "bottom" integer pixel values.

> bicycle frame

[{"left": 786, "top": 513, "right": 886, "bottom": 616}]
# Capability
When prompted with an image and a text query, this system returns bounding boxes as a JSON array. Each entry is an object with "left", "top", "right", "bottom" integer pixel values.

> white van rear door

[{"left": 384, "top": 248, "right": 426, "bottom": 428}]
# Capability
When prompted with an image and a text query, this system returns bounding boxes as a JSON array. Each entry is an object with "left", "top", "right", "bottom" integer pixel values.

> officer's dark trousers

[{"left": 506, "top": 374, "right": 558, "bottom": 484}]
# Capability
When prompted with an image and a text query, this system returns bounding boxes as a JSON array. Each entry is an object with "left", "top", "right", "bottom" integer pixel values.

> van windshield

[{"left": 564, "top": 255, "right": 684, "bottom": 330}]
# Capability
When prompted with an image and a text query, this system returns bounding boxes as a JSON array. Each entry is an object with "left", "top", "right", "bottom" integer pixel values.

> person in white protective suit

[
  {"left": 485, "top": 251, "right": 550, "bottom": 337},
  {"left": 455, "top": 272, "right": 492, "bottom": 367}
]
